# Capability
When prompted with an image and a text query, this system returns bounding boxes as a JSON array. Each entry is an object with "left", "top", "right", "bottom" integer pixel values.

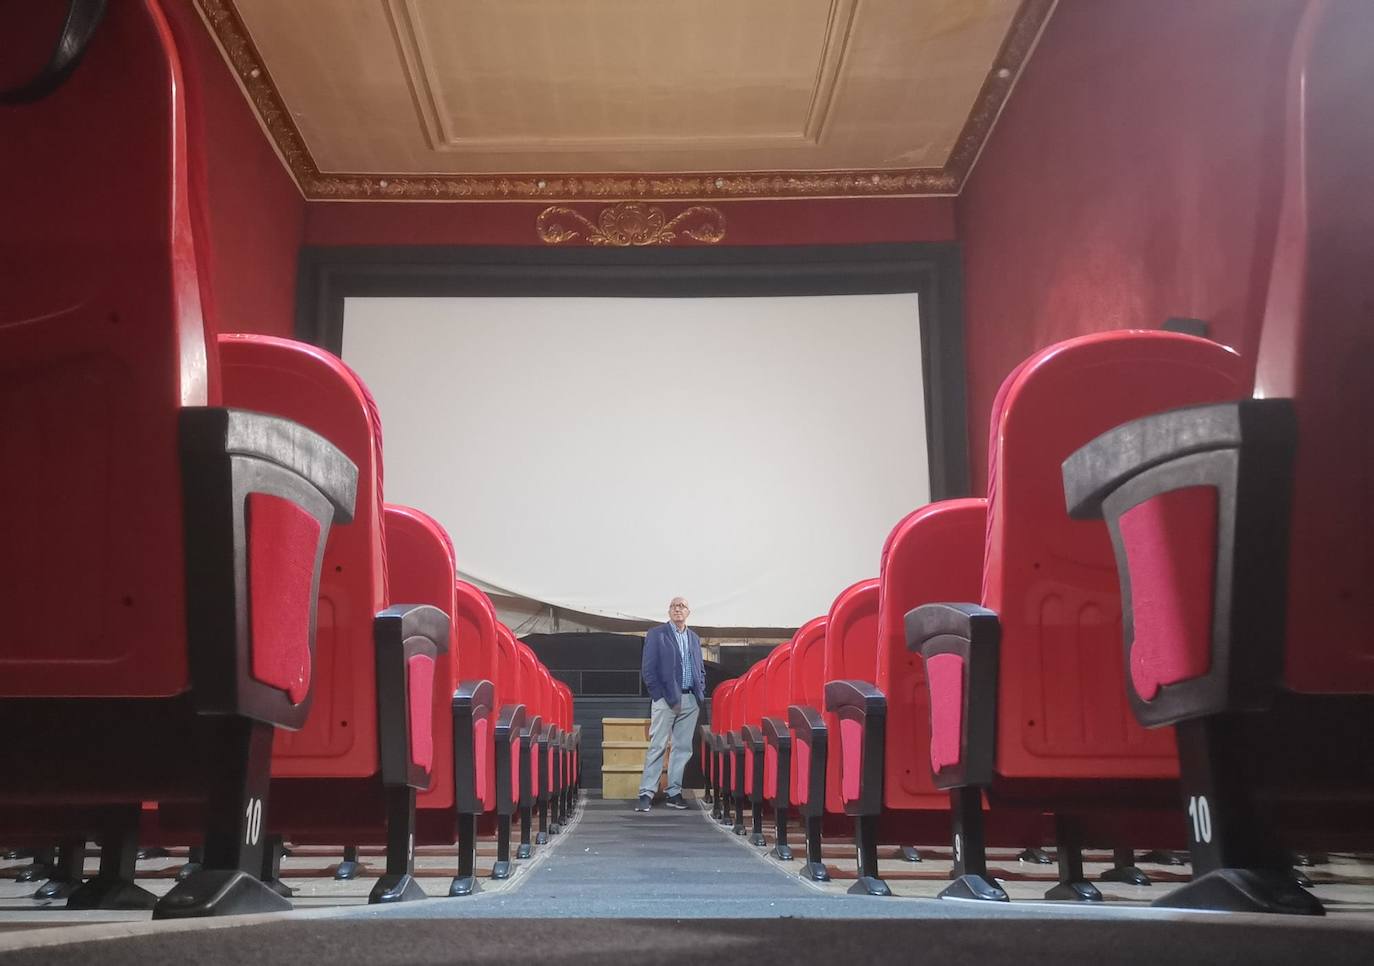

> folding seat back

[
  {"left": 384, "top": 506, "right": 458, "bottom": 810},
  {"left": 538, "top": 662, "right": 556, "bottom": 726},
  {"left": 454, "top": 582, "right": 498, "bottom": 684},
  {"left": 791, "top": 621, "right": 828, "bottom": 708},
  {"left": 822, "top": 580, "right": 880, "bottom": 814},
  {"left": 556, "top": 682, "right": 573, "bottom": 784},
  {"left": 713, "top": 680, "right": 735, "bottom": 733},
  {"left": 763, "top": 643, "right": 793, "bottom": 719},
  {"left": 561, "top": 682, "right": 576, "bottom": 743},
  {"left": 516, "top": 645, "right": 534, "bottom": 704},
  {"left": 553, "top": 684, "right": 567, "bottom": 729},
  {"left": 719, "top": 684, "right": 741, "bottom": 736},
  {"left": 496, "top": 626, "right": 521, "bottom": 709},
  {"left": 517, "top": 645, "right": 543, "bottom": 716},
  {"left": 558, "top": 683, "right": 574, "bottom": 798},
  {"left": 743, "top": 671, "right": 757, "bottom": 721},
  {"left": 1, "top": 0, "right": 220, "bottom": 699},
  {"left": 986, "top": 331, "right": 1246, "bottom": 780},
  {"left": 741, "top": 664, "right": 766, "bottom": 795},
  {"left": 876, "top": 500, "right": 987, "bottom": 808},
  {"left": 711, "top": 680, "right": 733, "bottom": 749},
  {"left": 734, "top": 663, "right": 756, "bottom": 729}
]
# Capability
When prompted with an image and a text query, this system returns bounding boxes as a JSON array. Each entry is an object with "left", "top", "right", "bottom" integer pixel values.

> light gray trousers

[{"left": 637, "top": 693, "right": 699, "bottom": 798}]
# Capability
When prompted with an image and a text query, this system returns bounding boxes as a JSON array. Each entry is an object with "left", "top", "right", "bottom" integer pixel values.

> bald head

[{"left": 668, "top": 597, "right": 690, "bottom": 629}]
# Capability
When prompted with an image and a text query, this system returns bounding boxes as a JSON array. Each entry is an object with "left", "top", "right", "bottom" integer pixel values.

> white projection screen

[{"left": 342, "top": 294, "right": 930, "bottom": 628}]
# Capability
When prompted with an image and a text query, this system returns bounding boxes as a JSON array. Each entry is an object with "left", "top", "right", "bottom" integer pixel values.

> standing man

[{"left": 635, "top": 597, "right": 706, "bottom": 812}]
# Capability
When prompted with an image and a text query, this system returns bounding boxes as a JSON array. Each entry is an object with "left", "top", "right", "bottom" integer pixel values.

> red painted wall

[
  {"left": 304, "top": 197, "right": 955, "bottom": 247},
  {"left": 957, "top": 0, "right": 1304, "bottom": 491},
  {"left": 162, "top": 2, "right": 304, "bottom": 339}
]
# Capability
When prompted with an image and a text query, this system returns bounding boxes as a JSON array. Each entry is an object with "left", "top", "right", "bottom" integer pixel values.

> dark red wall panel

[
  {"left": 957, "top": 0, "right": 1304, "bottom": 491},
  {"left": 304, "top": 197, "right": 955, "bottom": 247},
  {"left": 162, "top": 2, "right": 305, "bottom": 339}
]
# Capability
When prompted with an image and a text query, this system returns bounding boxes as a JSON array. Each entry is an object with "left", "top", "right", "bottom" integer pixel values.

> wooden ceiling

[{"left": 197, "top": 0, "right": 1054, "bottom": 201}]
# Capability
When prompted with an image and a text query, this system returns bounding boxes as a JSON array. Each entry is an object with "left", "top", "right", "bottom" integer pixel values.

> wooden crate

[
  {"left": 602, "top": 740, "right": 652, "bottom": 768},
  {"left": 602, "top": 717, "right": 650, "bottom": 743},
  {"left": 600, "top": 716, "right": 670, "bottom": 797},
  {"left": 601, "top": 766, "right": 646, "bottom": 800},
  {"left": 601, "top": 762, "right": 670, "bottom": 799}
]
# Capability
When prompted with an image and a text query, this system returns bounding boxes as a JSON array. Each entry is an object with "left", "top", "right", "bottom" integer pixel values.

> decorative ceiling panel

[{"left": 198, "top": 0, "right": 1055, "bottom": 200}]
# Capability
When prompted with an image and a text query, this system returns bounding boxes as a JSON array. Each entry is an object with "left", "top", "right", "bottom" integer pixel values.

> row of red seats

[
  {"left": 703, "top": 0, "right": 1370, "bottom": 916},
  {"left": 0, "top": 0, "right": 577, "bottom": 918}
]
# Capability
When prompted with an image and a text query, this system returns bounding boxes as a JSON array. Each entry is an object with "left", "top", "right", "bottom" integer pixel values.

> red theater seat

[
  {"left": 760, "top": 641, "right": 796, "bottom": 859},
  {"left": 449, "top": 580, "right": 499, "bottom": 896},
  {"left": 907, "top": 330, "right": 1246, "bottom": 902},
  {"left": 552, "top": 683, "right": 578, "bottom": 826},
  {"left": 737, "top": 664, "right": 768, "bottom": 844},
  {"left": 554, "top": 683, "right": 574, "bottom": 819},
  {"left": 514, "top": 646, "right": 544, "bottom": 860},
  {"left": 536, "top": 664, "right": 560, "bottom": 839},
  {"left": 698, "top": 722, "right": 717, "bottom": 806},
  {"left": 387, "top": 508, "right": 460, "bottom": 818},
  {"left": 787, "top": 617, "right": 831, "bottom": 881},
  {"left": 491, "top": 625, "right": 528, "bottom": 879},
  {"left": 545, "top": 685, "right": 566, "bottom": 835},
  {"left": 1062, "top": 0, "right": 1374, "bottom": 916},
  {"left": 217, "top": 336, "right": 449, "bottom": 906},
  {"left": 386, "top": 506, "right": 506, "bottom": 897},
  {"left": 821, "top": 580, "right": 891, "bottom": 894},
  {"left": 0, "top": 0, "right": 355, "bottom": 919},
  {"left": 722, "top": 679, "right": 750, "bottom": 834},
  {"left": 709, "top": 680, "right": 740, "bottom": 827},
  {"left": 518, "top": 649, "right": 561, "bottom": 855},
  {"left": 877, "top": 501, "right": 986, "bottom": 824}
]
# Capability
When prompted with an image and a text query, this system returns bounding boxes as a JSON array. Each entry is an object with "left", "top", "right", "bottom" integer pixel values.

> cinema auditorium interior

[{"left": 3, "top": 0, "right": 1373, "bottom": 962}]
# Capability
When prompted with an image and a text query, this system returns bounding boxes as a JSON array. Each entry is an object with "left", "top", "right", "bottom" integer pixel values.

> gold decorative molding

[
  {"left": 197, "top": 0, "right": 316, "bottom": 189},
  {"left": 196, "top": 0, "right": 1053, "bottom": 202},
  {"left": 537, "top": 204, "right": 726, "bottom": 246},
  {"left": 304, "top": 170, "right": 957, "bottom": 202},
  {"left": 944, "top": 0, "right": 1057, "bottom": 186}
]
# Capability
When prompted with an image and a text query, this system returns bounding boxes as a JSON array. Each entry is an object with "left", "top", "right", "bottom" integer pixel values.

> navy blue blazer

[{"left": 641, "top": 622, "right": 706, "bottom": 705}]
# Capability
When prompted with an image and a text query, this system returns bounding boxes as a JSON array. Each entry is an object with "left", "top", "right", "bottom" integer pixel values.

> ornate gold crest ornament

[{"left": 536, "top": 204, "right": 727, "bottom": 246}]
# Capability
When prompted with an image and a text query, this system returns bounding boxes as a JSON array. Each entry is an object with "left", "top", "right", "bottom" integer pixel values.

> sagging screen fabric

[{"left": 342, "top": 294, "right": 929, "bottom": 627}]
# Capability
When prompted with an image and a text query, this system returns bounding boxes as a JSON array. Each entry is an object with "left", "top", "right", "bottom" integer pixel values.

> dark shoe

[
  {"left": 634, "top": 795, "right": 652, "bottom": 812},
  {"left": 664, "top": 794, "right": 689, "bottom": 810}
]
